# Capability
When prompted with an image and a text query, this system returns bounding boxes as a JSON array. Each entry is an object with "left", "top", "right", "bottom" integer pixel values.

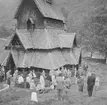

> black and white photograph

[{"left": 0, "top": 0, "right": 107, "bottom": 105}]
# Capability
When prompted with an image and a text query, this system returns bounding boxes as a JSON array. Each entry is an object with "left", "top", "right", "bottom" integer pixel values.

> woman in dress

[{"left": 40, "top": 73, "right": 45, "bottom": 90}]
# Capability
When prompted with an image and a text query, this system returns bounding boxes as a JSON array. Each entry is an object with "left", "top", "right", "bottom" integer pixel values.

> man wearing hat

[{"left": 87, "top": 72, "right": 96, "bottom": 97}]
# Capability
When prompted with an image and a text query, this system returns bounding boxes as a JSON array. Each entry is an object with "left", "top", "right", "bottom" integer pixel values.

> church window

[{"left": 27, "top": 18, "right": 35, "bottom": 31}]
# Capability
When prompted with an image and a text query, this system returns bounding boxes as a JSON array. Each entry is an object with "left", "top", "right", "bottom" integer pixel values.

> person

[
  {"left": 95, "top": 76, "right": 100, "bottom": 91},
  {"left": 28, "top": 71, "right": 33, "bottom": 80},
  {"left": 77, "top": 75, "right": 84, "bottom": 92},
  {"left": 56, "top": 73, "right": 65, "bottom": 100},
  {"left": 18, "top": 74, "right": 24, "bottom": 88},
  {"left": 42, "top": 70, "right": 46, "bottom": 78},
  {"left": 64, "top": 76, "right": 71, "bottom": 96},
  {"left": 51, "top": 74, "right": 57, "bottom": 89},
  {"left": 87, "top": 72, "right": 96, "bottom": 97},
  {"left": 63, "top": 67, "right": 67, "bottom": 77},
  {"left": 75, "top": 70, "right": 80, "bottom": 84},
  {"left": 32, "top": 70, "right": 36, "bottom": 78},
  {"left": 67, "top": 69, "right": 71, "bottom": 78},
  {"left": 6, "top": 70, "right": 11, "bottom": 86},
  {"left": 49, "top": 69, "right": 55, "bottom": 76},
  {"left": 1, "top": 67, "right": 5, "bottom": 80},
  {"left": 13, "top": 70, "right": 18, "bottom": 86},
  {"left": 83, "top": 64, "right": 88, "bottom": 72},
  {"left": 26, "top": 75, "right": 31, "bottom": 88},
  {"left": 39, "top": 73, "right": 45, "bottom": 90},
  {"left": 87, "top": 70, "right": 91, "bottom": 77},
  {"left": 56, "top": 68, "right": 61, "bottom": 76},
  {"left": 30, "top": 79, "right": 36, "bottom": 89}
]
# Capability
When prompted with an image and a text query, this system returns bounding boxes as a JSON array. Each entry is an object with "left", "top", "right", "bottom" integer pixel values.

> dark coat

[{"left": 87, "top": 74, "right": 96, "bottom": 87}]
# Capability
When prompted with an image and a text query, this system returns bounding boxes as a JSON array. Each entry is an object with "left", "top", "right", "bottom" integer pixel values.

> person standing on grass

[
  {"left": 87, "top": 72, "right": 96, "bottom": 97},
  {"left": 64, "top": 76, "right": 71, "bottom": 96},
  {"left": 56, "top": 73, "right": 65, "bottom": 100},
  {"left": 13, "top": 70, "right": 18, "bottom": 86},
  {"left": 40, "top": 73, "right": 45, "bottom": 90},
  {"left": 18, "top": 74, "right": 24, "bottom": 88},
  {"left": 6, "top": 70, "right": 12, "bottom": 86},
  {"left": 51, "top": 74, "right": 57, "bottom": 89},
  {"left": 26, "top": 74, "right": 31, "bottom": 88},
  {"left": 77, "top": 74, "right": 84, "bottom": 92}
]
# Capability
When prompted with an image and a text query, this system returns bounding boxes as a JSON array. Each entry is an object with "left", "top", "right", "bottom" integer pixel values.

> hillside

[{"left": 0, "top": 0, "right": 106, "bottom": 38}]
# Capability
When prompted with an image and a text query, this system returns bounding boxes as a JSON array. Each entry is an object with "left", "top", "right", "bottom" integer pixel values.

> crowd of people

[{"left": 0, "top": 64, "right": 100, "bottom": 101}]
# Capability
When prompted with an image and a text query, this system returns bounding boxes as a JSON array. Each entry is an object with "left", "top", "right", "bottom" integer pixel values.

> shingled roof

[
  {"left": 12, "top": 49, "right": 79, "bottom": 69},
  {"left": 30, "top": 50, "right": 66, "bottom": 69},
  {"left": 14, "top": 0, "right": 64, "bottom": 22},
  {"left": 6, "top": 29, "right": 76, "bottom": 50}
]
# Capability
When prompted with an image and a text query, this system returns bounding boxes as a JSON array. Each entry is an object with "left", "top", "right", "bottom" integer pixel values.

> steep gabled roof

[
  {"left": 14, "top": 0, "right": 64, "bottom": 22},
  {"left": 6, "top": 29, "right": 76, "bottom": 50}
]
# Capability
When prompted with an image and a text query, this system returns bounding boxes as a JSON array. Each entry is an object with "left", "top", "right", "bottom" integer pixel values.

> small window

[{"left": 27, "top": 18, "right": 35, "bottom": 31}]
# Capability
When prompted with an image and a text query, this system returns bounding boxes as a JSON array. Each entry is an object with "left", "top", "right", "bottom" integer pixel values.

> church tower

[{"left": 5, "top": 0, "right": 81, "bottom": 73}]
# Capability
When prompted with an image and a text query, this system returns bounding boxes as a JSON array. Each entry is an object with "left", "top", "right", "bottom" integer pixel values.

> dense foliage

[{"left": 80, "top": 6, "right": 107, "bottom": 57}]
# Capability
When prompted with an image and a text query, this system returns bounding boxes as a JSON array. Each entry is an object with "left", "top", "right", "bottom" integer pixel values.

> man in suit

[{"left": 87, "top": 72, "right": 96, "bottom": 97}]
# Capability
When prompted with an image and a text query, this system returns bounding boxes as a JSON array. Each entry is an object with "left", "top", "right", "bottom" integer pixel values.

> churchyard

[{"left": 0, "top": 58, "right": 107, "bottom": 105}]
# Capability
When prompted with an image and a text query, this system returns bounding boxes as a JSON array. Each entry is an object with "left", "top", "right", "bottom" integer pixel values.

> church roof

[
  {"left": 6, "top": 29, "right": 76, "bottom": 50},
  {"left": 30, "top": 50, "right": 66, "bottom": 69},
  {"left": 3, "top": 48, "right": 81, "bottom": 69},
  {"left": 15, "top": 49, "right": 78, "bottom": 69},
  {"left": 14, "top": 0, "right": 64, "bottom": 22}
]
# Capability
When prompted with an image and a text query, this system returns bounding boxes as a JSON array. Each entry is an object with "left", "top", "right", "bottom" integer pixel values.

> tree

[{"left": 80, "top": 6, "right": 107, "bottom": 59}]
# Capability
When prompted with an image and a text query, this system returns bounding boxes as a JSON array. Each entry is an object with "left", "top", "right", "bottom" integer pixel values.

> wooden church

[{"left": 5, "top": 0, "right": 81, "bottom": 74}]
